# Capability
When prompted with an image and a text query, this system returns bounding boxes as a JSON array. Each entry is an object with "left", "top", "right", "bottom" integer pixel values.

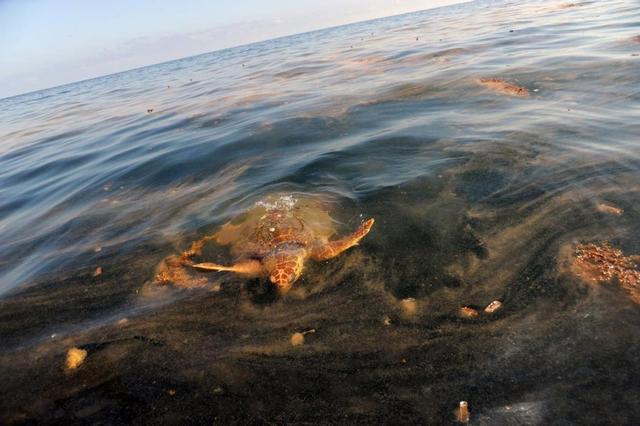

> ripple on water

[{"left": 1, "top": 0, "right": 640, "bottom": 423}]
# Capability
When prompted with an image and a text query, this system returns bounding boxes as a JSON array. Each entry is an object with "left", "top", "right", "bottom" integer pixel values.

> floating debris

[
  {"left": 65, "top": 347, "right": 87, "bottom": 370},
  {"left": 484, "top": 300, "right": 503, "bottom": 314},
  {"left": 147, "top": 108, "right": 154, "bottom": 113},
  {"left": 400, "top": 298, "right": 418, "bottom": 316},
  {"left": 457, "top": 401, "right": 470, "bottom": 423},
  {"left": 477, "top": 78, "right": 529, "bottom": 97},
  {"left": 459, "top": 306, "right": 479, "bottom": 318},
  {"left": 290, "top": 329, "right": 316, "bottom": 347},
  {"left": 596, "top": 203, "right": 623, "bottom": 216},
  {"left": 93, "top": 267, "right": 102, "bottom": 277},
  {"left": 383, "top": 315, "right": 392, "bottom": 326},
  {"left": 167, "top": 389, "right": 176, "bottom": 396},
  {"left": 572, "top": 243, "right": 640, "bottom": 304},
  {"left": 290, "top": 332, "right": 305, "bottom": 346}
]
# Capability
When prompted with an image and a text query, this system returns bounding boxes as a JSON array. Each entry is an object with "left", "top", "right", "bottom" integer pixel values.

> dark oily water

[{"left": 1, "top": 0, "right": 640, "bottom": 423}]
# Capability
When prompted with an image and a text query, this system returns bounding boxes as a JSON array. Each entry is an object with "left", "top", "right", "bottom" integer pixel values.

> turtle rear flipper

[{"left": 192, "top": 259, "right": 263, "bottom": 276}]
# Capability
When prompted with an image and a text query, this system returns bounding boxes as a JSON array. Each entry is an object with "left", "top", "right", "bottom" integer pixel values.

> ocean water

[{"left": 1, "top": 0, "right": 640, "bottom": 423}]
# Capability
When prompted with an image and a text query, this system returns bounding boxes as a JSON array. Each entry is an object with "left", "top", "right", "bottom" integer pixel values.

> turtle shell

[{"left": 214, "top": 194, "right": 338, "bottom": 258}]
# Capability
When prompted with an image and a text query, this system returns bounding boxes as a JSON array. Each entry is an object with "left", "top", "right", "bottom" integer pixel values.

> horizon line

[{"left": 1, "top": 0, "right": 473, "bottom": 101}]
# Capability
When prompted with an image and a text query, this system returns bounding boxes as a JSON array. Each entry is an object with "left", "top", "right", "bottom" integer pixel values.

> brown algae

[
  {"left": 572, "top": 243, "right": 640, "bottom": 304},
  {"left": 596, "top": 203, "right": 623, "bottom": 216},
  {"left": 459, "top": 306, "right": 479, "bottom": 318},
  {"left": 65, "top": 347, "right": 87, "bottom": 370},
  {"left": 484, "top": 300, "right": 503, "bottom": 314},
  {"left": 477, "top": 78, "right": 529, "bottom": 97}
]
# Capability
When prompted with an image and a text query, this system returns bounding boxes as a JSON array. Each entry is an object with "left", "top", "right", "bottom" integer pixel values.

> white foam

[{"left": 255, "top": 194, "right": 298, "bottom": 211}]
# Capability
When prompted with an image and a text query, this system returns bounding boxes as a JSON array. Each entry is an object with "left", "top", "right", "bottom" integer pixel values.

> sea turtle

[{"left": 157, "top": 195, "right": 374, "bottom": 293}]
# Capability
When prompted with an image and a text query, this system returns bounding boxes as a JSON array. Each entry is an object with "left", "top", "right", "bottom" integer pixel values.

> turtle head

[{"left": 263, "top": 244, "right": 306, "bottom": 294}]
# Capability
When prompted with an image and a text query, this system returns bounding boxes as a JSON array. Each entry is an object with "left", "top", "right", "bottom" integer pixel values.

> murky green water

[{"left": 1, "top": 0, "right": 640, "bottom": 423}]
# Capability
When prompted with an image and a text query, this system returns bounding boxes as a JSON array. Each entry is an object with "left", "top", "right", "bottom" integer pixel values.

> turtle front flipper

[
  {"left": 192, "top": 259, "right": 264, "bottom": 276},
  {"left": 310, "top": 218, "right": 374, "bottom": 261}
]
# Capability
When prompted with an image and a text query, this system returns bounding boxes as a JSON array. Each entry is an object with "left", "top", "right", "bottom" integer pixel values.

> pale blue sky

[{"left": 0, "top": 0, "right": 464, "bottom": 99}]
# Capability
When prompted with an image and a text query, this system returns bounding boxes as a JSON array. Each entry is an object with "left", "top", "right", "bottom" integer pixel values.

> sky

[{"left": 0, "top": 0, "right": 466, "bottom": 99}]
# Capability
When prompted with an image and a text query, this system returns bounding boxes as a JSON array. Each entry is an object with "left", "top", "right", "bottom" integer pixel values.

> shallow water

[{"left": 2, "top": 0, "right": 640, "bottom": 423}]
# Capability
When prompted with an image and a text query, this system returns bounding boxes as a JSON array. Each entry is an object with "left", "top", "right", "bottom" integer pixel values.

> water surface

[{"left": 1, "top": 0, "right": 640, "bottom": 423}]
